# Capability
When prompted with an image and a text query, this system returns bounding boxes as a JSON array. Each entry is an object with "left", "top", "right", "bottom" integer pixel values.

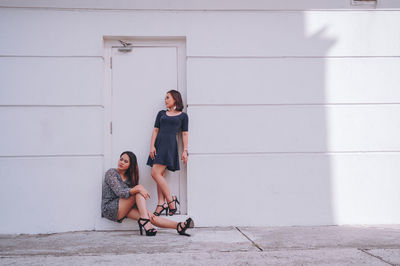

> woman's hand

[
  {"left": 147, "top": 210, "right": 156, "bottom": 222},
  {"left": 136, "top": 184, "right": 151, "bottom": 200},
  {"left": 182, "top": 150, "right": 188, "bottom": 164},
  {"left": 149, "top": 146, "right": 157, "bottom": 160}
]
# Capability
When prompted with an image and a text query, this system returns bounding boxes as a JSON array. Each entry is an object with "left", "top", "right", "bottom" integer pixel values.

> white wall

[{"left": 0, "top": 1, "right": 400, "bottom": 233}]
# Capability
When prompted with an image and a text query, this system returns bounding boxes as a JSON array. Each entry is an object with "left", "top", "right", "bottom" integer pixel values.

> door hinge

[
  {"left": 110, "top": 121, "right": 113, "bottom": 134},
  {"left": 110, "top": 57, "right": 112, "bottom": 69}
]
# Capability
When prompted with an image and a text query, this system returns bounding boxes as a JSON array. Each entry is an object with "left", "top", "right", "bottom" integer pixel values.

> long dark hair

[
  {"left": 167, "top": 90, "right": 184, "bottom": 111},
  {"left": 120, "top": 151, "right": 139, "bottom": 187}
]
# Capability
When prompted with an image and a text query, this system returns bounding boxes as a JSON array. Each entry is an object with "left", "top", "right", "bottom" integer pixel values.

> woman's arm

[
  {"left": 181, "top": 131, "right": 188, "bottom": 164},
  {"left": 149, "top": 111, "right": 162, "bottom": 159},
  {"left": 129, "top": 184, "right": 150, "bottom": 199},
  {"left": 105, "top": 170, "right": 151, "bottom": 199},
  {"left": 105, "top": 170, "right": 131, "bottom": 199},
  {"left": 149, "top": 128, "right": 159, "bottom": 159}
]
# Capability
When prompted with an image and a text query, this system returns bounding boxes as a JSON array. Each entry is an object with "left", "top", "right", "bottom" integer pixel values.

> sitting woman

[{"left": 101, "top": 151, "right": 194, "bottom": 236}]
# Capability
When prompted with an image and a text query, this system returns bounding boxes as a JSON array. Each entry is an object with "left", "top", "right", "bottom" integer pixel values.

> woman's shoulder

[
  {"left": 181, "top": 111, "right": 188, "bottom": 118},
  {"left": 105, "top": 168, "right": 117, "bottom": 177},
  {"left": 157, "top": 110, "right": 166, "bottom": 116}
]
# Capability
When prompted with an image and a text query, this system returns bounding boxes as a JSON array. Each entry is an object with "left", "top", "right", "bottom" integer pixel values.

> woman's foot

[
  {"left": 138, "top": 218, "right": 157, "bottom": 236},
  {"left": 144, "top": 222, "right": 155, "bottom": 231},
  {"left": 167, "top": 196, "right": 180, "bottom": 216},
  {"left": 177, "top": 217, "right": 194, "bottom": 236},
  {"left": 154, "top": 203, "right": 168, "bottom": 216}
]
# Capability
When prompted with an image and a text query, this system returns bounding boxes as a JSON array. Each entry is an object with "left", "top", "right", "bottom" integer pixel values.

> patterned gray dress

[{"left": 101, "top": 168, "right": 132, "bottom": 222}]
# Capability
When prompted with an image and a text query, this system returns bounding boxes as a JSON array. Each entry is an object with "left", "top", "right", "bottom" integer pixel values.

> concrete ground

[{"left": 1, "top": 225, "right": 400, "bottom": 265}]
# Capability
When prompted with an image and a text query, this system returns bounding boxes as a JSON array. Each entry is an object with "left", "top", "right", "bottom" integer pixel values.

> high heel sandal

[
  {"left": 177, "top": 217, "right": 194, "bottom": 236},
  {"left": 153, "top": 203, "right": 168, "bottom": 216},
  {"left": 167, "top": 196, "right": 180, "bottom": 216},
  {"left": 138, "top": 218, "right": 157, "bottom": 236}
]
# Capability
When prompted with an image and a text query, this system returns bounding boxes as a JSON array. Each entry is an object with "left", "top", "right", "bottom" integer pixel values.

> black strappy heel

[
  {"left": 138, "top": 218, "right": 157, "bottom": 236},
  {"left": 154, "top": 203, "right": 169, "bottom": 216},
  {"left": 177, "top": 217, "right": 194, "bottom": 236},
  {"left": 167, "top": 196, "right": 180, "bottom": 216}
]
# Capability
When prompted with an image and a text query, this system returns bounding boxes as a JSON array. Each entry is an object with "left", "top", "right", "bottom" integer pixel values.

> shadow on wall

[
  {"left": 188, "top": 11, "right": 337, "bottom": 226},
  {"left": 272, "top": 16, "right": 338, "bottom": 225},
  {"left": 260, "top": 14, "right": 337, "bottom": 225}
]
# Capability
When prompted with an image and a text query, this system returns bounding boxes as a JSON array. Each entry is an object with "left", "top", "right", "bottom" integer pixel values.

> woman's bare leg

[
  {"left": 158, "top": 168, "right": 166, "bottom": 203},
  {"left": 156, "top": 185, "right": 165, "bottom": 204},
  {"left": 127, "top": 193, "right": 176, "bottom": 230},
  {"left": 119, "top": 194, "right": 156, "bottom": 231},
  {"left": 154, "top": 168, "right": 167, "bottom": 214},
  {"left": 117, "top": 195, "right": 136, "bottom": 220},
  {"left": 151, "top": 164, "right": 173, "bottom": 203},
  {"left": 134, "top": 193, "right": 154, "bottom": 231},
  {"left": 150, "top": 215, "right": 179, "bottom": 229},
  {"left": 135, "top": 193, "right": 150, "bottom": 218},
  {"left": 120, "top": 193, "right": 187, "bottom": 232},
  {"left": 126, "top": 208, "right": 140, "bottom": 220},
  {"left": 126, "top": 207, "right": 178, "bottom": 229},
  {"left": 125, "top": 195, "right": 189, "bottom": 232},
  {"left": 154, "top": 185, "right": 166, "bottom": 214}
]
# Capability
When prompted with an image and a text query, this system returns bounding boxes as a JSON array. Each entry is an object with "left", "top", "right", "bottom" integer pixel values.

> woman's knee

[{"left": 151, "top": 168, "right": 160, "bottom": 179}]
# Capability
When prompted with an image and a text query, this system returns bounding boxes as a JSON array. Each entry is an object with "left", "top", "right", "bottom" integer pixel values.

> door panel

[{"left": 111, "top": 45, "right": 185, "bottom": 214}]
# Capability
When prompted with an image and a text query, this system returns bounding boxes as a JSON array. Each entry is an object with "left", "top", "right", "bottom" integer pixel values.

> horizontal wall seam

[
  {"left": 0, "top": 105, "right": 104, "bottom": 108},
  {"left": 190, "top": 151, "right": 400, "bottom": 156},
  {"left": 4, "top": 152, "right": 399, "bottom": 158},
  {"left": 0, "top": 55, "right": 102, "bottom": 58},
  {"left": 0, "top": 154, "right": 104, "bottom": 158},
  {"left": 2, "top": 56, "right": 399, "bottom": 59},
  {"left": 188, "top": 103, "right": 400, "bottom": 107},
  {"left": 1, "top": 6, "right": 400, "bottom": 12},
  {"left": 187, "top": 56, "right": 400, "bottom": 59}
]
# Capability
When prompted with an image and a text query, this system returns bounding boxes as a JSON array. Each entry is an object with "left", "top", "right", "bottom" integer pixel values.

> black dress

[{"left": 146, "top": 110, "right": 189, "bottom": 172}]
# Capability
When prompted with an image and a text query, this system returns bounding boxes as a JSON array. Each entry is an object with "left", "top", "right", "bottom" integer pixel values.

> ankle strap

[
  {"left": 168, "top": 198, "right": 176, "bottom": 204},
  {"left": 138, "top": 218, "right": 150, "bottom": 226},
  {"left": 177, "top": 222, "right": 183, "bottom": 231}
]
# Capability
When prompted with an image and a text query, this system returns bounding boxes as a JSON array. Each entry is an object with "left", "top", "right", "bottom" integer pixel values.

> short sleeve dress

[{"left": 146, "top": 110, "right": 189, "bottom": 172}]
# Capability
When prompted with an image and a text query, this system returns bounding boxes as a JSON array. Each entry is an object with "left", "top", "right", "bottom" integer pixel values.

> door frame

[{"left": 102, "top": 36, "right": 188, "bottom": 213}]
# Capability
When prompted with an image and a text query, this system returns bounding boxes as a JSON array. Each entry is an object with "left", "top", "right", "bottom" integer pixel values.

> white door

[{"left": 108, "top": 39, "right": 187, "bottom": 214}]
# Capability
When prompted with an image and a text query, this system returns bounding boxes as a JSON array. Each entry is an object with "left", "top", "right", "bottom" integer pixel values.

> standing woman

[
  {"left": 101, "top": 151, "right": 194, "bottom": 236},
  {"left": 147, "top": 90, "right": 189, "bottom": 216}
]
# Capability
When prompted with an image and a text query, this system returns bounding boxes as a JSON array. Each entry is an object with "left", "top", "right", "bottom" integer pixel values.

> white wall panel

[
  {"left": 0, "top": 9, "right": 186, "bottom": 56},
  {"left": 187, "top": 11, "right": 400, "bottom": 57},
  {"left": 330, "top": 153, "right": 400, "bottom": 224},
  {"left": 0, "top": 156, "right": 103, "bottom": 234},
  {"left": 189, "top": 105, "right": 400, "bottom": 153},
  {"left": 326, "top": 105, "right": 400, "bottom": 151},
  {"left": 188, "top": 153, "right": 400, "bottom": 226},
  {"left": 0, "top": 9, "right": 399, "bottom": 57},
  {"left": 0, "top": 107, "right": 103, "bottom": 156},
  {"left": 0, "top": 57, "right": 103, "bottom": 105},
  {"left": 0, "top": 9, "right": 102, "bottom": 56},
  {"left": 188, "top": 58, "right": 400, "bottom": 105}
]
